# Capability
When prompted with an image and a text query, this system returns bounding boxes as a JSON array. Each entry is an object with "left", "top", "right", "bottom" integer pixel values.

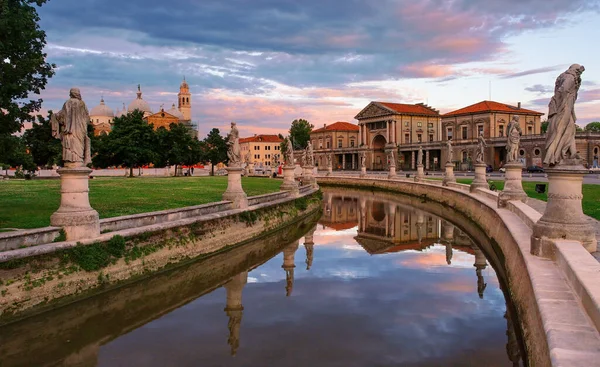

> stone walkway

[{"left": 527, "top": 198, "right": 600, "bottom": 262}]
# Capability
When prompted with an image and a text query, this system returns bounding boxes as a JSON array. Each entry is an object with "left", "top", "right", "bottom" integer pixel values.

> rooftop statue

[
  {"left": 544, "top": 64, "right": 585, "bottom": 166},
  {"left": 51, "top": 88, "right": 91, "bottom": 167}
]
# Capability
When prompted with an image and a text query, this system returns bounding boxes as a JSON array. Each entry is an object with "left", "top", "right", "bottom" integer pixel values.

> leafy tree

[
  {"left": 22, "top": 112, "right": 61, "bottom": 167},
  {"left": 202, "top": 128, "right": 227, "bottom": 176},
  {"left": 576, "top": 124, "right": 583, "bottom": 132},
  {"left": 104, "top": 110, "right": 156, "bottom": 177},
  {"left": 155, "top": 123, "right": 203, "bottom": 176},
  {"left": 289, "top": 119, "right": 313, "bottom": 149},
  {"left": 584, "top": 122, "right": 600, "bottom": 132},
  {"left": 541, "top": 120, "right": 548, "bottom": 133},
  {"left": 0, "top": 0, "right": 55, "bottom": 144},
  {"left": 1, "top": 135, "right": 35, "bottom": 172}
]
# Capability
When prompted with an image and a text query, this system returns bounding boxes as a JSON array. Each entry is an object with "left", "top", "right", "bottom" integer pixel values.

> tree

[
  {"left": 541, "top": 120, "right": 549, "bottom": 134},
  {"left": 22, "top": 112, "right": 61, "bottom": 167},
  {"left": 289, "top": 119, "right": 313, "bottom": 149},
  {"left": 202, "top": 128, "right": 227, "bottom": 176},
  {"left": 104, "top": 110, "right": 156, "bottom": 177},
  {"left": 0, "top": 0, "right": 55, "bottom": 145},
  {"left": 584, "top": 122, "right": 600, "bottom": 132},
  {"left": 1, "top": 135, "right": 35, "bottom": 173},
  {"left": 155, "top": 123, "right": 203, "bottom": 176}
]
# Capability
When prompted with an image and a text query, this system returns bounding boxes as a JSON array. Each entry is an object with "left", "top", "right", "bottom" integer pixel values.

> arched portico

[{"left": 371, "top": 134, "right": 387, "bottom": 170}]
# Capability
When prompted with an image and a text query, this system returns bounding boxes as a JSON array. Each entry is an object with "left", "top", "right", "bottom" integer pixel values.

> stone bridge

[{"left": 316, "top": 174, "right": 600, "bottom": 367}]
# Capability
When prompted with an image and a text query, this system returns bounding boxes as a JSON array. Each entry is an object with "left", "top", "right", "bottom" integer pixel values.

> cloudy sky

[{"left": 36, "top": 0, "right": 600, "bottom": 137}]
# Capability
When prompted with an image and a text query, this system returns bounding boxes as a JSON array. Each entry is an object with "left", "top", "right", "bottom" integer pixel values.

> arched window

[{"left": 186, "top": 97, "right": 189, "bottom": 104}]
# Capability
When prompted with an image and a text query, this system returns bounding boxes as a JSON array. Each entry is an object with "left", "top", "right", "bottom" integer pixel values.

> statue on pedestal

[
  {"left": 305, "top": 141, "right": 314, "bottom": 166},
  {"left": 544, "top": 64, "right": 585, "bottom": 166},
  {"left": 227, "top": 122, "right": 241, "bottom": 167},
  {"left": 51, "top": 88, "right": 91, "bottom": 167},
  {"left": 327, "top": 153, "right": 332, "bottom": 167},
  {"left": 475, "top": 133, "right": 487, "bottom": 164},
  {"left": 360, "top": 151, "right": 366, "bottom": 168},
  {"left": 388, "top": 150, "right": 395, "bottom": 167},
  {"left": 446, "top": 139, "right": 454, "bottom": 163},
  {"left": 417, "top": 146, "right": 423, "bottom": 166},
  {"left": 506, "top": 116, "right": 522, "bottom": 163},
  {"left": 284, "top": 137, "right": 294, "bottom": 166}
]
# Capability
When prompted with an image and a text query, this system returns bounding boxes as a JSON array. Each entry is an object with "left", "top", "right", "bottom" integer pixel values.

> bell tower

[{"left": 178, "top": 77, "right": 191, "bottom": 121}]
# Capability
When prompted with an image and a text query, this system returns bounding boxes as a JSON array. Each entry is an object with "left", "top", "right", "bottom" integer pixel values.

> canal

[{"left": 0, "top": 188, "right": 524, "bottom": 366}]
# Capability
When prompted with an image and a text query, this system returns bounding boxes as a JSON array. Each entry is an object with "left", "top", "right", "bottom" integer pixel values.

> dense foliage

[
  {"left": 202, "top": 128, "right": 228, "bottom": 176},
  {"left": 289, "top": 119, "right": 313, "bottom": 149}
]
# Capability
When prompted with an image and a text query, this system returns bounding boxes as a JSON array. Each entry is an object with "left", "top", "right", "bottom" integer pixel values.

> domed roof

[
  {"left": 167, "top": 103, "right": 185, "bottom": 120},
  {"left": 127, "top": 85, "right": 152, "bottom": 114},
  {"left": 115, "top": 103, "right": 126, "bottom": 117},
  {"left": 90, "top": 98, "right": 114, "bottom": 117}
]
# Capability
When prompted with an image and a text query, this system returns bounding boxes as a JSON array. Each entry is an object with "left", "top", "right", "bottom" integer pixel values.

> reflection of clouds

[
  {"left": 397, "top": 245, "right": 476, "bottom": 269},
  {"left": 247, "top": 277, "right": 259, "bottom": 283}
]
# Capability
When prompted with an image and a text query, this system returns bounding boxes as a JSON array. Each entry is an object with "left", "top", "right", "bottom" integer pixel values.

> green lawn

[
  {"left": 0, "top": 177, "right": 282, "bottom": 230},
  {"left": 453, "top": 179, "right": 600, "bottom": 221}
]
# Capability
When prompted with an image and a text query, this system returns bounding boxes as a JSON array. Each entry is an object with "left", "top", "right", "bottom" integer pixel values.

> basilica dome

[
  {"left": 127, "top": 85, "right": 152, "bottom": 114},
  {"left": 167, "top": 103, "right": 185, "bottom": 120},
  {"left": 90, "top": 98, "right": 114, "bottom": 117}
]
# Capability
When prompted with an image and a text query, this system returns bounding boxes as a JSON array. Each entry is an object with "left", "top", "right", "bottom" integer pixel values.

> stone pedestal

[
  {"left": 303, "top": 165, "right": 317, "bottom": 189},
  {"left": 223, "top": 167, "right": 248, "bottom": 209},
  {"left": 280, "top": 165, "right": 299, "bottom": 197},
  {"left": 470, "top": 163, "right": 488, "bottom": 192},
  {"left": 360, "top": 166, "right": 367, "bottom": 178},
  {"left": 497, "top": 162, "right": 527, "bottom": 207},
  {"left": 415, "top": 164, "right": 424, "bottom": 182},
  {"left": 327, "top": 165, "right": 332, "bottom": 176},
  {"left": 388, "top": 165, "right": 396, "bottom": 179},
  {"left": 442, "top": 162, "right": 456, "bottom": 186},
  {"left": 282, "top": 241, "right": 299, "bottom": 297},
  {"left": 531, "top": 165, "right": 597, "bottom": 255},
  {"left": 51, "top": 167, "right": 100, "bottom": 241}
]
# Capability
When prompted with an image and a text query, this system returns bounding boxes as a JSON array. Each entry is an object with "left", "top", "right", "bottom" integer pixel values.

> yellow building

[{"left": 239, "top": 134, "right": 283, "bottom": 168}]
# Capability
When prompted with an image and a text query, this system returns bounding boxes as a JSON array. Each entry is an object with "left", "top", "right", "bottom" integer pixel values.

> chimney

[
  {"left": 324, "top": 123, "right": 327, "bottom": 128},
  {"left": 517, "top": 102, "right": 521, "bottom": 109}
]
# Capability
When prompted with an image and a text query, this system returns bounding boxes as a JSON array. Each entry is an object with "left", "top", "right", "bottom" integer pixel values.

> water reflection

[{"left": 0, "top": 191, "right": 525, "bottom": 367}]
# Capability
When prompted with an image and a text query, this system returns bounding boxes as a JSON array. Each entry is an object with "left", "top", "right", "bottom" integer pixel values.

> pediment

[
  {"left": 147, "top": 111, "right": 178, "bottom": 119},
  {"left": 354, "top": 102, "right": 396, "bottom": 120}
]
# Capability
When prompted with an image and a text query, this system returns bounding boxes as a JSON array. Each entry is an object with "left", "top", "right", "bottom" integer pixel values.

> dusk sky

[{"left": 35, "top": 0, "right": 600, "bottom": 137}]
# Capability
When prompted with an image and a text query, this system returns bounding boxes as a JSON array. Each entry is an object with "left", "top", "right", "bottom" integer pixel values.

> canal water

[{"left": 0, "top": 190, "right": 523, "bottom": 367}]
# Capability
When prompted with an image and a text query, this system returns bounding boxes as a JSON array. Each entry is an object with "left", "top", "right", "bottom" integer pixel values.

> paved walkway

[{"left": 527, "top": 198, "right": 600, "bottom": 262}]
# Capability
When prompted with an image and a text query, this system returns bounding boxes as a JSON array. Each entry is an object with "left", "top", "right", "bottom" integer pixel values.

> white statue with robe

[
  {"left": 327, "top": 153, "right": 332, "bottom": 167},
  {"left": 544, "top": 64, "right": 585, "bottom": 165},
  {"left": 284, "top": 137, "right": 294, "bottom": 166},
  {"left": 305, "top": 141, "right": 314, "bottom": 166},
  {"left": 51, "top": 88, "right": 91, "bottom": 167},
  {"left": 475, "top": 133, "right": 487, "bottom": 164},
  {"left": 227, "top": 122, "right": 242, "bottom": 167},
  {"left": 446, "top": 139, "right": 454, "bottom": 163},
  {"left": 506, "top": 116, "right": 522, "bottom": 163},
  {"left": 360, "top": 152, "right": 366, "bottom": 168},
  {"left": 417, "top": 146, "right": 423, "bottom": 166}
]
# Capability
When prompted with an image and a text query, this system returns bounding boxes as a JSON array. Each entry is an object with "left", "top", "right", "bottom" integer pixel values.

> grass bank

[
  {"left": 0, "top": 177, "right": 282, "bottom": 230},
  {"left": 452, "top": 178, "right": 599, "bottom": 221}
]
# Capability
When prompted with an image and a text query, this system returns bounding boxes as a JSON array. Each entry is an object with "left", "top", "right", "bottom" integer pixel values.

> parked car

[{"left": 526, "top": 166, "right": 544, "bottom": 173}]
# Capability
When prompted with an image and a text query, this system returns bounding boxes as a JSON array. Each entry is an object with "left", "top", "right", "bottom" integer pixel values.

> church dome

[
  {"left": 115, "top": 103, "right": 126, "bottom": 117},
  {"left": 127, "top": 85, "right": 152, "bottom": 114},
  {"left": 167, "top": 103, "right": 185, "bottom": 120},
  {"left": 90, "top": 98, "right": 114, "bottom": 117}
]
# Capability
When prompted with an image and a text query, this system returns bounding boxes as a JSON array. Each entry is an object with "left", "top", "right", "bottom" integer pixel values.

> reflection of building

[
  {"left": 282, "top": 241, "right": 299, "bottom": 297},
  {"left": 320, "top": 193, "right": 358, "bottom": 230},
  {"left": 239, "top": 135, "right": 283, "bottom": 168},
  {"left": 223, "top": 271, "right": 248, "bottom": 356},
  {"left": 309, "top": 121, "right": 359, "bottom": 170}
]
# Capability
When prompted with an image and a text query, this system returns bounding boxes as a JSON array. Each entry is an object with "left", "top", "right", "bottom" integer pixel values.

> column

[
  {"left": 224, "top": 271, "right": 248, "bottom": 356},
  {"left": 411, "top": 151, "right": 415, "bottom": 170},
  {"left": 386, "top": 120, "right": 390, "bottom": 142},
  {"left": 425, "top": 150, "right": 430, "bottom": 170},
  {"left": 342, "top": 155, "right": 346, "bottom": 170},
  {"left": 223, "top": 163, "right": 248, "bottom": 209},
  {"left": 358, "top": 124, "right": 363, "bottom": 146},
  {"left": 351, "top": 154, "right": 355, "bottom": 170},
  {"left": 497, "top": 162, "right": 527, "bottom": 207}
]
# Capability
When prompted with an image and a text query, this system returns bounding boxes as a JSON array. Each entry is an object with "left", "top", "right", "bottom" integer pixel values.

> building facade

[
  {"left": 89, "top": 98, "right": 114, "bottom": 136},
  {"left": 310, "top": 121, "right": 360, "bottom": 170},
  {"left": 239, "top": 135, "right": 283, "bottom": 168}
]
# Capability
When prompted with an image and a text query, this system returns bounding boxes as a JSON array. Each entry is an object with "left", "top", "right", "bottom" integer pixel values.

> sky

[{"left": 34, "top": 0, "right": 600, "bottom": 137}]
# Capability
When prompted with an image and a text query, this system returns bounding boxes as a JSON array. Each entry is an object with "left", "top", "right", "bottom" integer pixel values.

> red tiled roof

[
  {"left": 239, "top": 134, "right": 283, "bottom": 143},
  {"left": 312, "top": 121, "right": 359, "bottom": 133},
  {"left": 442, "top": 100, "right": 544, "bottom": 117},
  {"left": 377, "top": 102, "right": 440, "bottom": 116},
  {"left": 325, "top": 222, "right": 357, "bottom": 231}
]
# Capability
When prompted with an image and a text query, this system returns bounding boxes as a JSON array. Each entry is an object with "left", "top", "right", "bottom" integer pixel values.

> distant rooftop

[
  {"left": 312, "top": 121, "right": 359, "bottom": 133},
  {"left": 239, "top": 134, "right": 283, "bottom": 143},
  {"left": 443, "top": 100, "right": 544, "bottom": 117}
]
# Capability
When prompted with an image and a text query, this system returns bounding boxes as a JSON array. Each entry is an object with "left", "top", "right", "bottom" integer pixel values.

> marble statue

[
  {"left": 305, "top": 141, "right": 314, "bottom": 166},
  {"left": 244, "top": 150, "right": 251, "bottom": 165},
  {"left": 388, "top": 150, "right": 395, "bottom": 166},
  {"left": 227, "top": 122, "right": 241, "bottom": 166},
  {"left": 327, "top": 153, "right": 332, "bottom": 167},
  {"left": 360, "top": 152, "right": 366, "bottom": 168},
  {"left": 300, "top": 149, "right": 306, "bottom": 166},
  {"left": 475, "top": 133, "right": 487, "bottom": 164},
  {"left": 51, "top": 88, "right": 91, "bottom": 167},
  {"left": 284, "top": 137, "right": 294, "bottom": 165},
  {"left": 506, "top": 116, "right": 523, "bottom": 163},
  {"left": 417, "top": 146, "right": 423, "bottom": 166},
  {"left": 544, "top": 64, "right": 585, "bottom": 165},
  {"left": 446, "top": 139, "right": 453, "bottom": 163}
]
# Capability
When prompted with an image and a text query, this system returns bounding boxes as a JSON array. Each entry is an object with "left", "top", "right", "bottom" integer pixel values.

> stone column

[
  {"left": 416, "top": 210, "right": 424, "bottom": 243},
  {"left": 304, "top": 225, "right": 316, "bottom": 270},
  {"left": 327, "top": 156, "right": 333, "bottom": 176},
  {"left": 472, "top": 245, "right": 487, "bottom": 299},
  {"left": 358, "top": 124, "right": 362, "bottom": 146},
  {"left": 442, "top": 162, "right": 456, "bottom": 186},
  {"left": 386, "top": 120, "right": 390, "bottom": 142},
  {"left": 280, "top": 165, "right": 299, "bottom": 197},
  {"left": 470, "top": 163, "right": 488, "bottom": 192},
  {"left": 223, "top": 167, "right": 248, "bottom": 209},
  {"left": 224, "top": 271, "right": 248, "bottom": 356},
  {"left": 411, "top": 151, "right": 415, "bottom": 170},
  {"left": 51, "top": 167, "right": 100, "bottom": 241},
  {"left": 342, "top": 155, "right": 346, "bottom": 170},
  {"left": 497, "top": 162, "right": 527, "bottom": 207},
  {"left": 531, "top": 166, "right": 597, "bottom": 255},
  {"left": 351, "top": 154, "right": 355, "bottom": 170},
  {"left": 282, "top": 240, "right": 299, "bottom": 297},
  {"left": 425, "top": 150, "right": 430, "bottom": 170}
]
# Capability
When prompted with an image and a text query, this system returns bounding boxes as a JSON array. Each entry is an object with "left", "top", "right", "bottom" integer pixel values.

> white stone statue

[
  {"left": 51, "top": 88, "right": 91, "bottom": 167},
  {"left": 327, "top": 153, "right": 332, "bottom": 167},
  {"left": 475, "top": 133, "right": 487, "bottom": 164},
  {"left": 417, "top": 146, "right": 423, "bottom": 166},
  {"left": 227, "top": 122, "right": 241, "bottom": 167},
  {"left": 244, "top": 150, "right": 251, "bottom": 165},
  {"left": 305, "top": 141, "right": 314, "bottom": 166},
  {"left": 388, "top": 150, "right": 396, "bottom": 167},
  {"left": 544, "top": 64, "right": 585, "bottom": 166},
  {"left": 506, "top": 116, "right": 523, "bottom": 163},
  {"left": 360, "top": 152, "right": 366, "bottom": 168},
  {"left": 446, "top": 139, "right": 454, "bottom": 163},
  {"left": 284, "top": 137, "right": 294, "bottom": 166}
]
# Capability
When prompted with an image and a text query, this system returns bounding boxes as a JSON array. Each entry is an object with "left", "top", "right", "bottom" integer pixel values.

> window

[
  {"left": 326, "top": 141, "right": 331, "bottom": 149},
  {"left": 528, "top": 126, "right": 533, "bottom": 135},
  {"left": 405, "top": 134, "right": 410, "bottom": 143},
  {"left": 533, "top": 148, "right": 541, "bottom": 156},
  {"left": 519, "top": 149, "right": 525, "bottom": 157},
  {"left": 275, "top": 145, "right": 280, "bottom": 150},
  {"left": 350, "top": 139, "right": 355, "bottom": 147},
  {"left": 254, "top": 146, "right": 259, "bottom": 150},
  {"left": 498, "top": 125, "right": 504, "bottom": 137},
  {"left": 462, "top": 151, "right": 468, "bottom": 162},
  {"left": 462, "top": 126, "right": 468, "bottom": 140},
  {"left": 477, "top": 125, "right": 483, "bottom": 136},
  {"left": 319, "top": 139, "right": 323, "bottom": 149},
  {"left": 417, "top": 134, "right": 422, "bottom": 142},
  {"left": 338, "top": 139, "right": 343, "bottom": 148},
  {"left": 265, "top": 146, "right": 271, "bottom": 151},
  {"left": 404, "top": 121, "right": 409, "bottom": 127},
  {"left": 447, "top": 128, "right": 453, "bottom": 140},
  {"left": 429, "top": 134, "right": 434, "bottom": 142},
  {"left": 417, "top": 122, "right": 422, "bottom": 127},
  {"left": 428, "top": 123, "right": 433, "bottom": 128}
]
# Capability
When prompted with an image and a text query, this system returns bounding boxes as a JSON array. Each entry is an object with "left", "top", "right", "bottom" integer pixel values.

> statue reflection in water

[
  {"left": 282, "top": 240, "right": 299, "bottom": 296},
  {"left": 223, "top": 271, "right": 248, "bottom": 356},
  {"left": 304, "top": 226, "right": 317, "bottom": 270}
]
